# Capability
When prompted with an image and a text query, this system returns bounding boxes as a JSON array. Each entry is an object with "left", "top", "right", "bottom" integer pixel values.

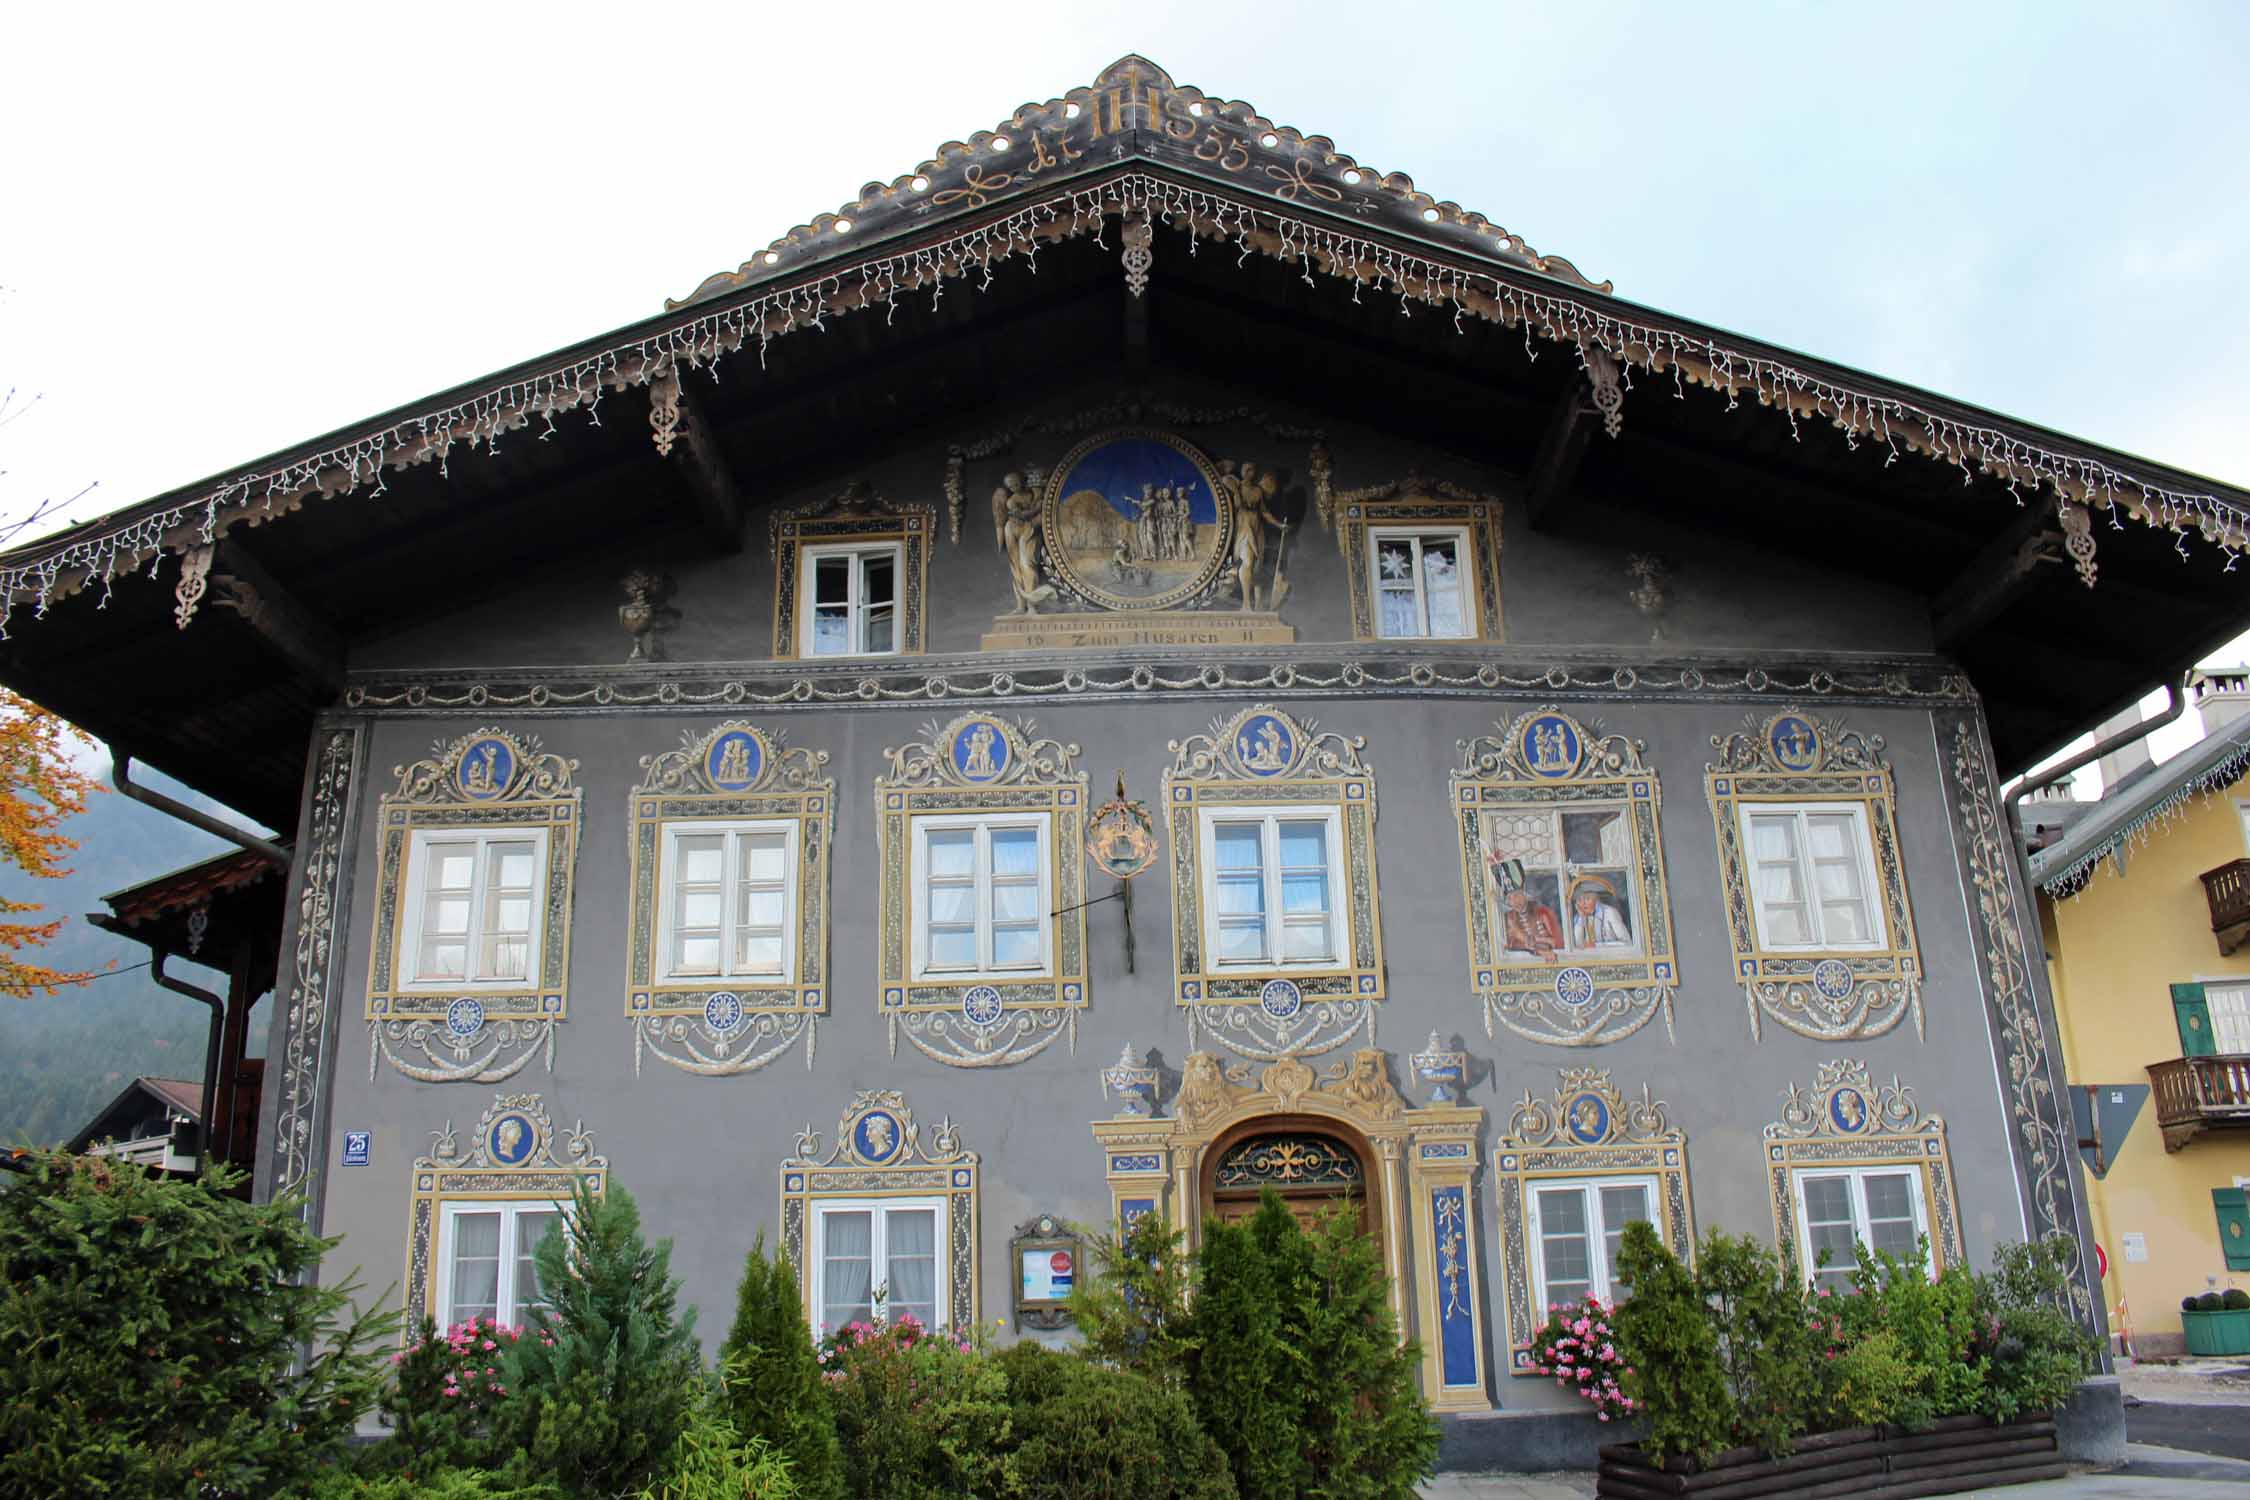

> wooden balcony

[
  {"left": 2200, "top": 858, "right": 2250, "bottom": 955},
  {"left": 2150, "top": 1054, "right": 2250, "bottom": 1151}
]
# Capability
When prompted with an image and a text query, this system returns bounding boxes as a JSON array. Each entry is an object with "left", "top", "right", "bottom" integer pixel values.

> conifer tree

[
  {"left": 719, "top": 1233, "right": 845, "bottom": 1500},
  {"left": 1068, "top": 1211, "right": 1198, "bottom": 1389},
  {"left": 495, "top": 1179, "right": 701, "bottom": 1499},
  {"left": 1188, "top": 1193, "right": 1308, "bottom": 1500},
  {"left": 1294, "top": 1206, "right": 1439, "bottom": 1500}
]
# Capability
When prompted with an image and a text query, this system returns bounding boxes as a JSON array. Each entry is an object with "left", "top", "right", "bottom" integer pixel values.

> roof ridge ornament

[{"left": 664, "top": 53, "right": 1609, "bottom": 311}]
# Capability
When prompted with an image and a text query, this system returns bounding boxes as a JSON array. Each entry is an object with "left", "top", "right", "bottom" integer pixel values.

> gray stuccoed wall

[{"left": 270, "top": 384, "right": 2073, "bottom": 1419}]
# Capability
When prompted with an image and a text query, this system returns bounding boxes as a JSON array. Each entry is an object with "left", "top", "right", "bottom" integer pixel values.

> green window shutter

[
  {"left": 2216, "top": 1189, "right": 2250, "bottom": 1272},
  {"left": 2173, "top": 982, "right": 2216, "bottom": 1058}
]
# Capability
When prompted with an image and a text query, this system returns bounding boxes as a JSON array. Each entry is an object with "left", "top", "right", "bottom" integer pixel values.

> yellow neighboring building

[{"left": 2030, "top": 675, "right": 2250, "bottom": 1356}]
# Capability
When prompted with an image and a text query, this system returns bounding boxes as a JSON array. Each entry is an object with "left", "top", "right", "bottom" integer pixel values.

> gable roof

[
  {"left": 0, "top": 55, "right": 2245, "bottom": 825},
  {"left": 65, "top": 1076, "right": 202, "bottom": 1153},
  {"left": 2028, "top": 712, "right": 2250, "bottom": 897}
]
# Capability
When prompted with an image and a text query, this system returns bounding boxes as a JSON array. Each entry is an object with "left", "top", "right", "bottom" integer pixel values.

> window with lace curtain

[
  {"left": 438, "top": 1199, "right": 562, "bottom": 1328},
  {"left": 811, "top": 1197, "right": 945, "bottom": 1332}
]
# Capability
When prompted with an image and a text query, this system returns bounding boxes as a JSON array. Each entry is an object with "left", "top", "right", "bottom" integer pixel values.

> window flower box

[
  {"left": 2182, "top": 1307, "right": 2250, "bottom": 1356},
  {"left": 1597, "top": 1413, "right": 2065, "bottom": 1498}
]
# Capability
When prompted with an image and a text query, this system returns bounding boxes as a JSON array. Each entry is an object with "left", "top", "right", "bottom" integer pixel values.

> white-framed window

[
  {"left": 811, "top": 1197, "right": 946, "bottom": 1333},
  {"left": 1739, "top": 803, "right": 1886, "bottom": 951},
  {"left": 1198, "top": 807, "right": 1346, "bottom": 969},
  {"left": 1369, "top": 526, "right": 1471, "bottom": 639},
  {"left": 1526, "top": 1175, "right": 1656, "bottom": 1312},
  {"left": 437, "top": 1199, "right": 563, "bottom": 1328},
  {"left": 1793, "top": 1166, "right": 1930, "bottom": 1292},
  {"left": 910, "top": 813, "right": 1052, "bottom": 980},
  {"left": 2202, "top": 980, "right": 2250, "bottom": 1054},
  {"left": 402, "top": 830, "right": 551, "bottom": 990},
  {"left": 656, "top": 820, "right": 798, "bottom": 983},
  {"left": 801, "top": 543, "right": 901, "bottom": 658}
]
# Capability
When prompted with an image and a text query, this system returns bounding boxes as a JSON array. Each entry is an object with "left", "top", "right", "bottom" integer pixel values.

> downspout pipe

[
  {"left": 111, "top": 756, "right": 290, "bottom": 873},
  {"left": 2004, "top": 675, "right": 2190, "bottom": 872},
  {"left": 150, "top": 952, "right": 224, "bottom": 1174}
]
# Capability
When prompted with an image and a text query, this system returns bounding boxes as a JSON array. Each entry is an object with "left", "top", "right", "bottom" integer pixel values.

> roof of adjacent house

[
  {"left": 0, "top": 54, "right": 2244, "bottom": 823},
  {"left": 65, "top": 1076, "right": 203, "bottom": 1154},
  {"left": 2028, "top": 713, "right": 2250, "bottom": 897}
]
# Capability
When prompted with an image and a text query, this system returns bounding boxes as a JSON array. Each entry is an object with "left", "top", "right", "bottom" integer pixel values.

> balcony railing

[
  {"left": 2149, "top": 1053, "right": 2250, "bottom": 1151},
  {"left": 2200, "top": 859, "right": 2250, "bottom": 955}
]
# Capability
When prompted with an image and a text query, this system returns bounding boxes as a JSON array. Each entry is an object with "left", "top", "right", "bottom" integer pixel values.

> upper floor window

[
  {"left": 438, "top": 1199, "right": 561, "bottom": 1328},
  {"left": 1740, "top": 803, "right": 1885, "bottom": 951},
  {"left": 1370, "top": 527, "right": 1471, "bottom": 639},
  {"left": 1527, "top": 1175, "right": 1657, "bottom": 1312},
  {"left": 659, "top": 820, "right": 797, "bottom": 983},
  {"left": 802, "top": 543, "right": 900, "bottom": 658},
  {"left": 911, "top": 813, "right": 1052, "bottom": 980},
  {"left": 1200, "top": 808, "right": 1343, "bottom": 968},
  {"left": 404, "top": 830, "right": 551, "bottom": 990},
  {"left": 1792, "top": 1165, "right": 1929, "bottom": 1293}
]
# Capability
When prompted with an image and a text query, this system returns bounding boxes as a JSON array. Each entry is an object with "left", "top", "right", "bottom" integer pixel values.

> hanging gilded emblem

[{"left": 1085, "top": 788, "right": 1160, "bottom": 881}]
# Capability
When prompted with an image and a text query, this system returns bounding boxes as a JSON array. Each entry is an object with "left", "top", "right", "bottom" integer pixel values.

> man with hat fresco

[{"left": 1490, "top": 856, "right": 1563, "bottom": 962}]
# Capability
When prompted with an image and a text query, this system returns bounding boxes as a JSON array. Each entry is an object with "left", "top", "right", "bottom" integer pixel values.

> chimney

[
  {"left": 2094, "top": 704, "right": 2155, "bottom": 793},
  {"left": 2195, "top": 669, "right": 2250, "bottom": 736}
]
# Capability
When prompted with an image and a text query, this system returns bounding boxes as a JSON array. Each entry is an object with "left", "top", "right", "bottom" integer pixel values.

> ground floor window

[
  {"left": 1793, "top": 1165, "right": 1928, "bottom": 1292},
  {"left": 1526, "top": 1175, "right": 1656, "bottom": 1312},
  {"left": 812, "top": 1197, "right": 944, "bottom": 1332},
  {"left": 439, "top": 1200, "right": 561, "bottom": 1327}
]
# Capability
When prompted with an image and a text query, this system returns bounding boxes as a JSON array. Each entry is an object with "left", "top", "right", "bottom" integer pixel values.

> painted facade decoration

[
  {"left": 874, "top": 714, "right": 1089, "bottom": 1067},
  {"left": 1454, "top": 708, "right": 1679, "bottom": 1047},
  {"left": 781, "top": 1091, "right": 981, "bottom": 1333},
  {"left": 769, "top": 480, "right": 935, "bottom": 659},
  {"left": 404, "top": 1091, "right": 607, "bottom": 1329},
  {"left": 1163, "top": 705, "right": 1383, "bottom": 1060},
  {"left": 1764, "top": 1059, "right": 1963, "bottom": 1278},
  {"left": 366, "top": 730, "right": 583, "bottom": 1084},
  {"left": 1091, "top": 1047, "right": 1490, "bottom": 1411},
  {"left": 270, "top": 726, "right": 365, "bottom": 1217},
  {"left": 1493, "top": 1069, "right": 1693, "bottom": 1372},
  {"left": 1706, "top": 712, "right": 1924, "bottom": 1041},
  {"left": 1334, "top": 476, "right": 1504, "bottom": 643},
  {"left": 627, "top": 723, "right": 834, "bottom": 1077}
]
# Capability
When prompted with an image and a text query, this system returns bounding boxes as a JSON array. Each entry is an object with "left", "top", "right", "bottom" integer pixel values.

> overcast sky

[{"left": 4, "top": 2, "right": 2247, "bottom": 782}]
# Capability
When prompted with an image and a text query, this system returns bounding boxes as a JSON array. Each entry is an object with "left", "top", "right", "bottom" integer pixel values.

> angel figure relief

[
  {"left": 992, "top": 468, "right": 1056, "bottom": 614},
  {"left": 1217, "top": 459, "right": 1290, "bottom": 612}
]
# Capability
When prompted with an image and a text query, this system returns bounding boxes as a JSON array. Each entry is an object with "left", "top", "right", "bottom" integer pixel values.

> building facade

[{"left": 8, "top": 57, "right": 2250, "bottom": 1420}]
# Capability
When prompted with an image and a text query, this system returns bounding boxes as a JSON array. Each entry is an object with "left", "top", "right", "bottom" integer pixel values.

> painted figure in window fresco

[
  {"left": 1569, "top": 876, "right": 1634, "bottom": 949},
  {"left": 1239, "top": 719, "right": 1289, "bottom": 773},
  {"left": 1492, "top": 857, "right": 1564, "bottom": 961},
  {"left": 992, "top": 471, "right": 1055, "bottom": 614},
  {"left": 1219, "top": 460, "right": 1287, "bottom": 611},
  {"left": 961, "top": 724, "right": 1000, "bottom": 780}
]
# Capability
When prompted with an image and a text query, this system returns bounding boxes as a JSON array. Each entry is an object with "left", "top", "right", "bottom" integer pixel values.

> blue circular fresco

[
  {"left": 456, "top": 736, "right": 515, "bottom": 800},
  {"left": 1259, "top": 977, "right": 1303, "bottom": 1020},
  {"left": 704, "top": 992, "right": 744, "bottom": 1034},
  {"left": 705, "top": 730, "right": 764, "bottom": 792},
  {"left": 1811, "top": 959, "right": 1855, "bottom": 1002},
  {"left": 1829, "top": 1088, "right": 1869, "bottom": 1134},
  {"left": 488, "top": 1112, "right": 537, "bottom": 1165},
  {"left": 854, "top": 1110, "right": 904, "bottom": 1164},
  {"left": 1768, "top": 715, "right": 1820, "bottom": 772},
  {"left": 1520, "top": 714, "right": 1583, "bottom": 778},
  {"left": 1235, "top": 714, "right": 1296, "bottom": 777},
  {"left": 1564, "top": 1093, "right": 1610, "bottom": 1144},
  {"left": 1554, "top": 967, "right": 1596, "bottom": 1007},
  {"left": 445, "top": 997, "right": 487, "bottom": 1039},
  {"left": 950, "top": 719, "right": 1011, "bottom": 782},
  {"left": 962, "top": 985, "right": 1003, "bottom": 1027}
]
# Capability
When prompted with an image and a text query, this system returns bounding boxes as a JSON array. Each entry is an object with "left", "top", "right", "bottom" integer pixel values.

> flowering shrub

[
  {"left": 380, "top": 1314, "right": 538, "bottom": 1473},
  {"left": 1524, "top": 1296, "right": 1634, "bottom": 1423},
  {"left": 818, "top": 1315, "right": 1010, "bottom": 1500}
]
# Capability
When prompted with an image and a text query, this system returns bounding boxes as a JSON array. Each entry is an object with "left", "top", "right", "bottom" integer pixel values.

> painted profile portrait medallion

[
  {"left": 1235, "top": 712, "right": 1297, "bottom": 777},
  {"left": 1829, "top": 1087, "right": 1868, "bottom": 1134},
  {"left": 1519, "top": 713, "right": 1584, "bottom": 779},
  {"left": 488, "top": 1110, "right": 538, "bottom": 1166},
  {"left": 457, "top": 735, "right": 516, "bottom": 800},
  {"left": 1564, "top": 1092, "right": 1610, "bottom": 1145},
  {"left": 853, "top": 1108, "right": 904, "bottom": 1164},
  {"left": 950, "top": 717, "right": 1012, "bottom": 783},
  {"left": 704, "top": 728, "right": 766, "bottom": 792},
  {"left": 1039, "top": 430, "right": 1234, "bottom": 611},
  {"left": 1767, "top": 714, "right": 1821, "bottom": 773}
]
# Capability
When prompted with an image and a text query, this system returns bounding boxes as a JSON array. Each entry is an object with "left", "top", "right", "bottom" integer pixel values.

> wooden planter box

[
  {"left": 1597, "top": 1413, "right": 2063, "bottom": 1499},
  {"left": 2182, "top": 1307, "right": 2250, "bottom": 1356}
]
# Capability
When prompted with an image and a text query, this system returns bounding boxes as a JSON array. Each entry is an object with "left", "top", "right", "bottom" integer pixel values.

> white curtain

[
  {"left": 885, "top": 1208, "right": 938, "bottom": 1328},
  {"left": 821, "top": 1210, "right": 873, "bottom": 1332},
  {"left": 448, "top": 1211, "right": 501, "bottom": 1325}
]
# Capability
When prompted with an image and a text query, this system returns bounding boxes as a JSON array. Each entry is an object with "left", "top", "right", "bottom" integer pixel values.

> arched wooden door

[{"left": 1204, "top": 1121, "right": 1373, "bottom": 1236}]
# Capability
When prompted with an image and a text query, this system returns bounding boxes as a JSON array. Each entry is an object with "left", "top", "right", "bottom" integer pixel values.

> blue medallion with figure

[
  {"left": 1519, "top": 713, "right": 1583, "bottom": 778},
  {"left": 951, "top": 719, "right": 1010, "bottom": 783},
  {"left": 457, "top": 736, "right": 515, "bottom": 800},
  {"left": 487, "top": 1111, "right": 538, "bottom": 1165},
  {"left": 1564, "top": 1092, "right": 1610, "bottom": 1145},
  {"left": 1235, "top": 713, "right": 1296, "bottom": 777},
  {"left": 705, "top": 730, "right": 764, "bottom": 792},
  {"left": 1768, "top": 714, "right": 1820, "bottom": 772},
  {"left": 853, "top": 1108, "right": 905, "bottom": 1164},
  {"left": 1829, "top": 1087, "right": 1869, "bottom": 1134}
]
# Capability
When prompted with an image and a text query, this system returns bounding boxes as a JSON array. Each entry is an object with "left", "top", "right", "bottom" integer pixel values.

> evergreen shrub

[
  {"left": 1609, "top": 1221, "right": 1732, "bottom": 1464},
  {"left": 491, "top": 1179, "right": 702, "bottom": 1500},
  {"left": 1831, "top": 1245, "right": 1986, "bottom": 1430},
  {"left": 1697, "top": 1232, "right": 1824, "bottom": 1454},
  {"left": 1186, "top": 1202, "right": 1303, "bottom": 1500},
  {"left": 0, "top": 1151, "right": 392, "bottom": 1498},
  {"left": 996, "top": 1340, "right": 1236, "bottom": 1500},
  {"left": 374, "top": 1314, "right": 529, "bottom": 1477},
  {"left": 2195, "top": 1291, "right": 2228, "bottom": 1311},
  {"left": 717, "top": 1235, "right": 843, "bottom": 1500},
  {"left": 2225, "top": 1289, "right": 2250, "bottom": 1310},
  {"left": 308, "top": 1467, "right": 561, "bottom": 1500},
  {"left": 1068, "top": 1210, "right": 1199, "bottom": 1389},
  {"left": 632, "top": 1353, "right": 800, "bottom": 1500},
  {"left": 819, "top": 1315, "right": 1010, "bottom": 1500},
  {"left": 1968, "top": 1238, "right": 2098, "bottom": 1422}
]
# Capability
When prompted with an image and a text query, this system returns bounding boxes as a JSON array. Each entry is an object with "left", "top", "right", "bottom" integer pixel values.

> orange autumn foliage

[{"left": 0, "top": 688, "right": 103, "bottom": 996}]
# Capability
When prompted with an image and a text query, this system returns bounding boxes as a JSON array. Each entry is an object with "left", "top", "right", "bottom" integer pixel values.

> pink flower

[{"left": 1597, "top": 1412, "right": 1610, "bottom": 1422}]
